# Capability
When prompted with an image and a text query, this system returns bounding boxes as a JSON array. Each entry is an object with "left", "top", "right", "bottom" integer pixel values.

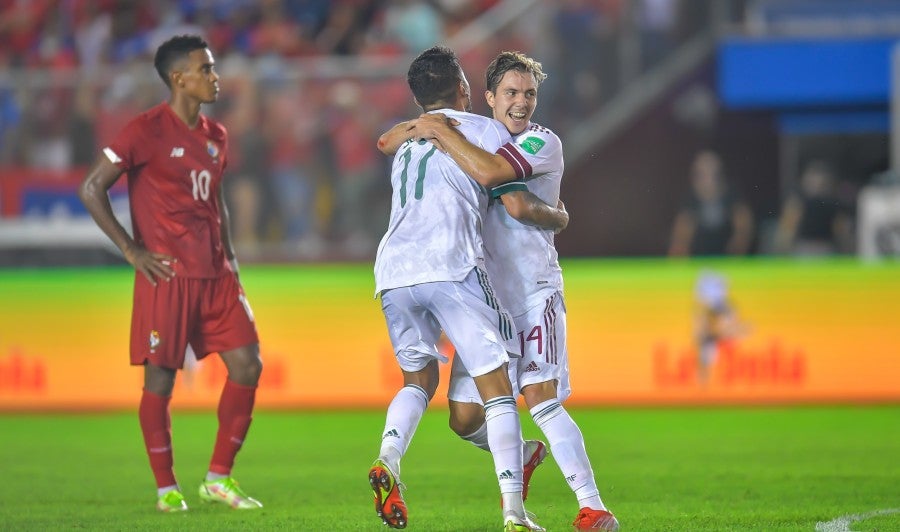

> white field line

[{"left": 815, "top": 508, "right": 900, "bottom": 531}]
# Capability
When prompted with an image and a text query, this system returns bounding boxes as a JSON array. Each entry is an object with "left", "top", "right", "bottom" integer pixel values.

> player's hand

[
  {"left": 417, "top": 112, "right": 460, "bottom": 127},
  {"left": 427, "top": 138, "right": 448, "bottom": 153},
  {"left": 409, "top": 113, "right": 459, "bottom": 141},
  {"left": 555, "top": 199, "right": 569, "bottom": 234},
  {"left": 124, "top": 244, "right": 176, "bottom": 286}
]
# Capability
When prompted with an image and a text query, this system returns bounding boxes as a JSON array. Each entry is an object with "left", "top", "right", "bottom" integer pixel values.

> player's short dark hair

[
  {"left": 154, "top": 34, "right": 209, "bottom": 88},
  {"left": 485, "top": 51, "right": 547, "bottom": 94},
  {"left": 407, "top": 46, "right": 464, "bottom": 109}
]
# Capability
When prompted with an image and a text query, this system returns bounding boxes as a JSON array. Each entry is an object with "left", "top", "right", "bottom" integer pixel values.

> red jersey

[{"left": 106, "top": 102, "right": 231, "bottom": 278}]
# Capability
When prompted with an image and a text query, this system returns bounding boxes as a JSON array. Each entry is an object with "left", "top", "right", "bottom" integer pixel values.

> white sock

[
  {"left": 205, "top": 472, "right": 228, "bottom": 482},
  {"left": 157, "top": 484, "right": 179, "bottom": 497},
  {"left": 461, "top": 421, "right": 491, "bottom": 451},
  {"left": 530, "top": 399, "right": 606, "bottom": 511},
  {"left": 379, "top": 384, "right": 429, "bottom": 477},
  {"left": 484, "top": 395, "right": 524, "bottom": 517}
]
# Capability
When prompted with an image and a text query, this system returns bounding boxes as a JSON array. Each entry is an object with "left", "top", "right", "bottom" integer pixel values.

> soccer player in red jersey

[{"left": 78, "top": 35, "right": 263, "bottom": 512}]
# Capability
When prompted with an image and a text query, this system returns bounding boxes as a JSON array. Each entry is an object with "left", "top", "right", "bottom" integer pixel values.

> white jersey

[
  {"left": 374, "top": 109, "right": 512, "bottom": 295},
  {"left": 483, "top": 122, "right": 564, "bottom": 316}
]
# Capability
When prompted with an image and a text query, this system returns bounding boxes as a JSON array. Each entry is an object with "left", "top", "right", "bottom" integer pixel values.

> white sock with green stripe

[
  {"left": 530, "top": 398, "right": 605, "bottom": 510},
  {"left": 379, "top": 384, "right": 430, "bottom": 477},
  {"left": 484, "top": 395, "right": 524, "bottom": 517},
  {"left": 461, "top": 421, "right": 491, "bottom": 451}
]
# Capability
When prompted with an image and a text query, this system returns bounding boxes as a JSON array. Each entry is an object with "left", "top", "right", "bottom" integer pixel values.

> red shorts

[{"left": 130, "top": 272, "right": 259, "bottom": 369}]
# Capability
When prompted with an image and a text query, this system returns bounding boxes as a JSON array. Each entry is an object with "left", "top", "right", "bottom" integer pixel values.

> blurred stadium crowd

[{"left": 0, "top": 0, "right": 891, "bottom": 263}]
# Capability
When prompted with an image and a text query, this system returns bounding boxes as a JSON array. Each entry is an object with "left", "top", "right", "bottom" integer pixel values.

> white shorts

[
  {"left": 448, "top": 291, "right": 571, "bottom": 403},
  {"left": 380, "top": 267, "right": 518, "bottom": 377}
]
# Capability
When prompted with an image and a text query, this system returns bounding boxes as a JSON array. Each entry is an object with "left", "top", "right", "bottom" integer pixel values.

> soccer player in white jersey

[
  {"left": 390, "top": 51, "right": 619, "bottom": 531},
  {"left": 370, "top": 46, "right": 566, "bottom": 532}
]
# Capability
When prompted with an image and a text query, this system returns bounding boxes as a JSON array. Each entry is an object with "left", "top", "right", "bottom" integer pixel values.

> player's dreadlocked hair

[
  {"left": 407, "top": 46, "right": 465, "bottom": 110},
  {"left": 485, "top": 51, "right": 548, "bottom": 94},
  {"left": 154, "top": 34, "right": 209, "bottom": 88}
]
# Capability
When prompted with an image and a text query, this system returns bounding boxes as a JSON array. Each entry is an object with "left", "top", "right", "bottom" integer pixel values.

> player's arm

[
  {"left": 217, "top": 184, "right": 240, "bottom": 277},
  {"left": 377, "top": 117, "right": 456, "bottom": 156},
  {"left": 78, "top": 154, "right": 175, "bottom": 285},
  {"left": 376, "top": 120, "right": 413, "bottom": 156},
  {"left": 409, "top": 113, "right": 517, "bottom": 188},
  {"left": 494, "top": 186, "right": 568, "bottom": 232}
]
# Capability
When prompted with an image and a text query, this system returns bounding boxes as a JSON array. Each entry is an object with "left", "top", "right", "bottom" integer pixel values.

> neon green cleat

[
  {"left": 504, "top": 512, "right": 546, "bottom": 532},
  {"left": 156, "top": 489, "right": 188, "bottom": 512},
  {"left": 198, "top": 477, "right": 263, "bottom": 509}
]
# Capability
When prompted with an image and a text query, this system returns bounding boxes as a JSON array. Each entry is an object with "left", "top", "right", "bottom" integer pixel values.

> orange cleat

[
  {"left": 572, "top": 508, "right": 619, "bottom": 531},
  {"left": 522, "top": 440, "right": 547, "bottom": 502},
  {"left": 369, "top": 459, "right": 408, "bottom": 529}
]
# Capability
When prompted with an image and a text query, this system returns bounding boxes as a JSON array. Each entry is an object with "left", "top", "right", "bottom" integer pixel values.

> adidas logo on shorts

[{"left": 524, "top": 361, "right": 540, "bottom": 373}]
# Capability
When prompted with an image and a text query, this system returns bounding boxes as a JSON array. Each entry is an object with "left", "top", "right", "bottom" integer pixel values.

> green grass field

[{"left": 2, "top": 406, "right": 899, "bottom": 531}]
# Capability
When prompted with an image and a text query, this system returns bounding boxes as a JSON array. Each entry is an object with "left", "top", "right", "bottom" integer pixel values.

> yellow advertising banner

[{"left": 0, "top": 260, "right": 897, "bottom": 410}]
